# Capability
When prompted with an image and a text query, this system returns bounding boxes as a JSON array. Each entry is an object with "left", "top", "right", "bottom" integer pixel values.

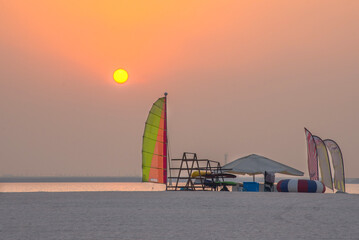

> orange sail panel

[{"left": 142, "top": 97, "right": 167, "bottom": 183}]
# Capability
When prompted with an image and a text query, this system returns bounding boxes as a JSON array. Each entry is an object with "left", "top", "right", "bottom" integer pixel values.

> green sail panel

[{"left": 142, "top": 97, "right": 167, "bottom": 183}]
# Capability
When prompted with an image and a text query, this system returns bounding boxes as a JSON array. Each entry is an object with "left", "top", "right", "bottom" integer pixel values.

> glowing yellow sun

[{"left": 113, "top": 69, "right": 128, "bottom": 84}]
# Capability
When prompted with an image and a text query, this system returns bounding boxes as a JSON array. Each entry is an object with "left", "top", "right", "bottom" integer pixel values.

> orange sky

[{"left": 1, "top": 1, "right": 359, "bottom": 177}]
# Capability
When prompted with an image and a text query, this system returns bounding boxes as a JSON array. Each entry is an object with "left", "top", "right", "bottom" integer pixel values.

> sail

[
  {"left": 313, "top": 136, "right": 333, "bottom": 190},
  {"left": 142, "top": 96, "right": 167, "bottom": 184},
  {"left": 304, "top": 128, "right": 319, "bottom": 180},
  {"left": 324, "top": 139, "right": 345, "bottom": 192}
]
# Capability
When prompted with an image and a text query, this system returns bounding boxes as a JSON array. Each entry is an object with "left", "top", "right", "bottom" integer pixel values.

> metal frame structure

[{"left": 166, "top": 152, "right": 233, "bottom": 191}]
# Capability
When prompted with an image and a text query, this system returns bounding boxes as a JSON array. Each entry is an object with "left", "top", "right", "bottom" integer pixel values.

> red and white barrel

[{"left": 276, "top": 179, "right": 326, "bottom": 193}]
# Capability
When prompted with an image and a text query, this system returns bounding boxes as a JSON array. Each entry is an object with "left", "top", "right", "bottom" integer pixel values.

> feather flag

[{"left": 304, "top": 128, "right": 319, "bottom": 180}]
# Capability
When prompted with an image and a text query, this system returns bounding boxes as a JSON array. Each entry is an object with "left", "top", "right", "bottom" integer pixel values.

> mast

[{"left": 163, "top": 92, "right": 168, "bottom": 184}]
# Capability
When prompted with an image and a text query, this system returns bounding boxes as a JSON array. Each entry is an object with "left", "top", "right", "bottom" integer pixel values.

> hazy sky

[{"left": 1, "top": 1, "right": 358, "bottom": 177}]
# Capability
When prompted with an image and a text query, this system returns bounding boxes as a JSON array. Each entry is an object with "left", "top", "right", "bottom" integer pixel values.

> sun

[{"left": 113, "top": 69, "right": 128, "bottom": 84}]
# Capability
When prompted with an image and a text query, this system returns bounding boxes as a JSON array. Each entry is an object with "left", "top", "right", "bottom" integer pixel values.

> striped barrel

[{"left": 277, "top": 179, "right": 326, "bottom": 193}]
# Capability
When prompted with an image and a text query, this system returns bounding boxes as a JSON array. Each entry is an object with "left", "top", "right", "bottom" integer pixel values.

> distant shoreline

[{"left": 0, "top": 176, "right": 142, "bottom": 183}]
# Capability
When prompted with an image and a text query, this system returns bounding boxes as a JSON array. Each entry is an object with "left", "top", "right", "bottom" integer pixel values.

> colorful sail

[
  {"left": 305, "top": 128, "right": 319, "bottom": 180},
  {"left": 324, "top": 139, "right": 345, "bottom": 192},
  {"left": 313, "top": 136, "right": 333, "bottom": 190},
  {"left": 142, "top": 95, "right": 167, "bottom": 184}
]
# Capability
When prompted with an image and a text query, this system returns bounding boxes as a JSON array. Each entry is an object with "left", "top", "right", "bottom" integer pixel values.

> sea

[
  {"left": 0, "top": 177, "right": 168, "bottom": 193},
  {"left": 1, "top": 176, "right": 358, "bottom": 193},
  {"left": 1, "top": 177, "right": 359, "bottom": 240}
]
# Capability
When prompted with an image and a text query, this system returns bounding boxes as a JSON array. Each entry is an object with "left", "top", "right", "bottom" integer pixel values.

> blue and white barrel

[{"left": 277, "top": 179, "right": 326, "bottom": 193}]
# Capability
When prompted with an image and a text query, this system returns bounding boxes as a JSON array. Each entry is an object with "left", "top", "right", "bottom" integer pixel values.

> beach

[{"left": 1, "top": 186, "right": 359, "bottom": 240}]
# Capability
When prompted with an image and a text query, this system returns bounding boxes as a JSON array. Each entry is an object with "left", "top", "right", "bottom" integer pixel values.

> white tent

[{"left": 223, "top": 154, "right": 304, "bottom": 176}]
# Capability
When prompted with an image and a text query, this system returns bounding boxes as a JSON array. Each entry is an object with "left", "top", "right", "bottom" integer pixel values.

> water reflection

[
  {"left": 0, "top": 182, "right": 358, "bottom": 193},
  {"left": 0, "top": 182, "right": 166, "bottom": 192}
]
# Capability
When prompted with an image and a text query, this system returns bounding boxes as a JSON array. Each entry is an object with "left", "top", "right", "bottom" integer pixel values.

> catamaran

[
  {"left": 142, "top": 93, "right": 168, "bottom": 184},
  {"left": 141, "top": 94, "right": 236, "bottom": 191}
]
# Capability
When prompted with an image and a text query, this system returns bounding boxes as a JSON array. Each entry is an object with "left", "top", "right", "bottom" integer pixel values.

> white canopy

[{"left": 223, "top": 154, "right": 304, "bottom": 176}]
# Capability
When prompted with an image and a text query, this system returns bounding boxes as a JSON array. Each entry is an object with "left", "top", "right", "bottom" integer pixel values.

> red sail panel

[
  {"left": 148, "top": 104, "right": 165, "bottom": 183},
  {"left": 163, "top": 96, "right": 167, "bottom": 184}
]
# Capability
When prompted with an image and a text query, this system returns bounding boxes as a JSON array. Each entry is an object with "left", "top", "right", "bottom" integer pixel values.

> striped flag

[{"left": 305, "top": 128, "right": 319, "bottom": 180}]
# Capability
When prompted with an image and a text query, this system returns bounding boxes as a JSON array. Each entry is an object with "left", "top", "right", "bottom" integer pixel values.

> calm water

[
  {"left": 0, "top": 182, "right": 166, "bottom": 192},
  {"left": 0, "top": 181, "right": 358, "bottom": 193},
  {"left": 0, "top": 176, "right": 141, "bottom": 182}
]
